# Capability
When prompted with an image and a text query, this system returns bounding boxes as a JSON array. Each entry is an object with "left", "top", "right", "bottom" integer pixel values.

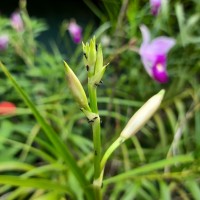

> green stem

[
  {"left": 100, "top": 137, "right": 125, "bottom": 172},
  {"left": 92, "top": 117, "right": 101, "bottom": 178},
  {"left": 94, "top": 136, "right": 126, "bottom": 191},
  {"left": 88, "top": 82, "right": 102, "bottom": 199},
  {"left": 88, "top": 84, "right": 98, "bottom": 113}
]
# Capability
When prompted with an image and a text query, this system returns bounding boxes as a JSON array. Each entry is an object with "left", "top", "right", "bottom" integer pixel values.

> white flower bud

[{"left": 120, "top": 90, "right": 165, "bottom": 139}]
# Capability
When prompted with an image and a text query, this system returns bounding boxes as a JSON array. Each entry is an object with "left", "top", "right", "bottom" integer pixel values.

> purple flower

[
  {"left": 68, "top": 20, "right": 82, "bottom": 44},
  {"left": 150, "top": 0, "right": 161, "bottom": 16},
  {"left": 139, "top": 25, "right": 175, "bottom": 83},
  {"left": 0, "top": 35, "right": 9, "bottom": 51},
  {"left": 11, "top": 12, "right": 24, "bottom": 32}
]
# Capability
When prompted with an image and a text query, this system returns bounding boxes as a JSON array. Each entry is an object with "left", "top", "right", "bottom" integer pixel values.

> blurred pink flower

[
  {"left": 150, "top": 0, "right": 161, "bottom": 16},
  {"left": 139, "top": 25, "right": 175, "bottom": 83},
  {"left": 68, "top": 20, "right": 82, "bottom": 43},
  {"left": 0, "top": 101, "right": 16, "bottom": 115},
  {"left": 11, "top": 12, "right": 24, "bottom": 31},
  {"left": 0, "top": 35, "right": 9, "bottom": 51}
]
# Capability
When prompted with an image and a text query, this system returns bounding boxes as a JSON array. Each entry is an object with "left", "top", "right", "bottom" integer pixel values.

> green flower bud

[
  {"left": 82, "top": 37, "right": 96, "bottom": 76},
  {"left": 64, "top": 61, "right": 90, "bottom": 110},
  {"left": 94, "top": 44, "right": 103, "bottom": 74},
  {"left": 120, "top": 90, "right": 165, "bottom": 139}
]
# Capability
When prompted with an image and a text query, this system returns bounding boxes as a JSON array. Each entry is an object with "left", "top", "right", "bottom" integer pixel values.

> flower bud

[
  {"left": 68, "top": 19, "right": 82, "bottom": 44},
  {"left": 120, "top": 89, "right": 165, "bottom": 139},
  {"left": 94, "top": 44, "right": 103, "bottom": 74},
  {"left": 88, "top": 65, "right": 107, "bottom": 86},
  {"left": 64, "top": 61, "right": 90, "bottom": 110},
  {"left": 82, "top": 37, "right": 96, "bottom": 76},
  {"left": 11, "top": 12, "right": 24, "bottom": 32}
]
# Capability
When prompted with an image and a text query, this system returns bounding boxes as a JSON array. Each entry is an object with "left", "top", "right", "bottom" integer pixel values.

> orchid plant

[
  {"left": 1, "top": 0, "right": 200, "bottom": 199},
  {"left": 64, "top": 37, "right": 165, "bottom": 199}
]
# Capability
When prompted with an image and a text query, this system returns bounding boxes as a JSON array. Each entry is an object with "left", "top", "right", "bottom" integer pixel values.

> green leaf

[
  {"left": 0, "top": 161, "right": 34, "bottom": 172},
  {"left": 185, "top": 179, "right": 200, "bottom": 200},
  {"left": 0, "top": 175, "right": 71, "bottom": 194},
  {"left": 159, "top": 181, "right": 171, "bottom": 200}
]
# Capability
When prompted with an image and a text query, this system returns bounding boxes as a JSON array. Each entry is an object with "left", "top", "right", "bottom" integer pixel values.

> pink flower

[
  {"left": 0, "top": 35, "right": 9, "bottom": 51},
  {"left": 0, "top": 101, "right": 16, "bottom": 115},
  {"left": 139, "top": 25, "right": 175, "bottom": 83},
  {"left": 68, "top": 20, "right": 82, "bottom": 43},
  {"left": 150, "top": 0, "right": 161, "bottom": 16},
  {"left": 11, "top": 12, "right": 24, "bottom": 32}
]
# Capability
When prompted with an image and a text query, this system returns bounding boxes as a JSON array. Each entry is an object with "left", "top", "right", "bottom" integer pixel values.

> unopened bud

[
  {"left": 120, "top": 90, "right": 165, "bottom": 139},
  {"left": 82, "top": 37, "right": 96, "bottom": 76},
  {"left": 64, "top": 61, "right": 90, "bottom": 110},
  {"left": 95, "top": 44, "right": 103, "bottom": 74}
]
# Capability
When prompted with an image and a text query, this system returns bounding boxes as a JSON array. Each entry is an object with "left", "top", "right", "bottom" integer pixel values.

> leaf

[
  {"left": 103, "top": 154, "right": 194, "bottom": 185},
  {"left": 185, "top": 179, "right": 200, "bottom": 200},
  {"left": 0, "top": 161, "right": 34, "bottom": 172},
  {"left": 0, "top": 175, "right": 71, "bottom": 194},
  {"left": 159, "top": 181, "right": 171, "bottom": 200}
]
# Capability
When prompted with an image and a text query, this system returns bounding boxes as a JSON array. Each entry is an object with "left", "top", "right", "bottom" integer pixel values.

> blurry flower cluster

[{"left": 0, "top": 11, "right": 24, "bottom": 51}]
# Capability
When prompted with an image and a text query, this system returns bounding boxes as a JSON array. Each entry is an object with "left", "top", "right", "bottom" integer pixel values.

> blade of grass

[
  {"left": 0, "top": 62, "right": 93, "bottom": 199},
  {"left": 0, "top": 175, "right": 71, "bottom": 194},
  {"left": 0, "top": 161, "right": 34, "bottom": 172},
  {"left": 103, "top": 154, "right": 194, "bottom": 185}
]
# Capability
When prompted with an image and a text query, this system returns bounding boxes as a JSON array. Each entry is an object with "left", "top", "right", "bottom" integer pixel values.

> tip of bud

[
  {"left": 120, "top": 89, "right": 165, "bottom": 139},
  {"left": 63, "top": 61, "right": 70, "bottom": 73},
  {"left": 158, "top": 89, "right": 165, "bottom": 96}
]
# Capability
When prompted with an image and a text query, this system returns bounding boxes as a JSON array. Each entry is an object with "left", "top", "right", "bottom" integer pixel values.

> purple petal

[
  {"left": 140, "top": 56, "right": 154, "bottom": 77},
  {"left": 152, "top": 55, "right": 168, "bottom": 83},
  {"left": 140, "top": 25, "right": 151, "bottom": 46},
  {"left": 149, "top": 37, "right": 176, "bottom": 55},
  {"left": 139, "top": 25, "right": 154, "bottom": 75},
  {"left": 0, "top": 35, "right": 9, "bottom": 51},
  {"left": 68, "top": 20, "right": 82, "bottom": 44}
]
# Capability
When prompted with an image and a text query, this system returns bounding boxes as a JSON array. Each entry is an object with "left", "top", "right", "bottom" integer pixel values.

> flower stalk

[
  {"left": 95, "top": 90, "right": 165, "bottom": 189},
  {"left": 64, "top": 37, "right": 165, "bottom": 200}
]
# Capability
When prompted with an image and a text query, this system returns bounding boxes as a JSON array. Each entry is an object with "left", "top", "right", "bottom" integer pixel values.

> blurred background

[{"left": 0, "top": 0, "right": 200, "bottom": 199}]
